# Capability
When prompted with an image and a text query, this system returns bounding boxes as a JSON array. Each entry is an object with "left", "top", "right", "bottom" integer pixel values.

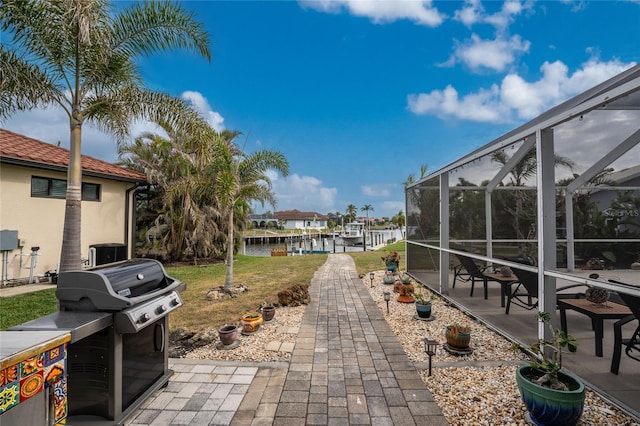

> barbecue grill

[{"left": 10, "top": 258, "right": 185, "bottom": 425}]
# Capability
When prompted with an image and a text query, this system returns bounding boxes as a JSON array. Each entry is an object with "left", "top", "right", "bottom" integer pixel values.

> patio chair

[
  {"left": 452, "top": 253, "right": 496, "bottom": 299},
  {"left": 505, "top": 267, "right": 586, "bottom": 314},
  {"left": 610, "top": 292, "right": 640, "bottom": 375}
]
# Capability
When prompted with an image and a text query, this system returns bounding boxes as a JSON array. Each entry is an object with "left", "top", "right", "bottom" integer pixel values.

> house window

[{"left": 31, "top": 176, "right": 101, "bottom": 201}]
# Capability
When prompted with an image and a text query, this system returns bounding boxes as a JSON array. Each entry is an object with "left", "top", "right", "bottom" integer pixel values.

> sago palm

[{"left": 0, "top": 0, "right": 210, "bottom": 271}]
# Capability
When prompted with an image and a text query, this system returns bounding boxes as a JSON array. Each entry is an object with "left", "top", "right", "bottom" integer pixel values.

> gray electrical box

[{"left": 0, "top": 230, "right": 18, "bottom": 251}]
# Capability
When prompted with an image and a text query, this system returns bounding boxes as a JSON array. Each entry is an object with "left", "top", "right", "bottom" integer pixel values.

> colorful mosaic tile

[
  {"left": 44, "top": 362, "right": 65, "bottom": 387},
  {"left": 0, "top": 382, "right": 19, "bottom": 413},
  {"left": 1, "top": 344, "right": 67, "bottom": 421},
  {"left": 20, "top": 370, "right": 44, "bottom": 402},
  {"left": 45, "top": 345, "right": 65, "bottom": 366},
  {"left": 20, "top": 353, "right": 44, "bottom": 377},
  {"left": 0, "top": 365, "right": 19, "bottom": 387},
  {"left": 52, "top": 378, "right": 67, "bottom": 423}
]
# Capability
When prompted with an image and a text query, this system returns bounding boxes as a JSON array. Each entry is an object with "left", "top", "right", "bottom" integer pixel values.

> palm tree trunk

[
  {"left": 224, "top": 208, "right": 234, "bottom": 292},
  {"left": 59, "top": 123, "right": 83, "bottom": 272}
]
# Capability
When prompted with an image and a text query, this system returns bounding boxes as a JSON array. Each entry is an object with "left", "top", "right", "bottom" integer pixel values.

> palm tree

[
  {"left": 208, "top": 134, "right": 289, "bottom": 291},
  {"left": 0, "top": 0, "right": 211, "bottom": 272},
  {"left": 392, "top": 210, "right": 406, "bottom": 229},
  {"left": 361, "top": 204, "right": 374, "bottom": 230},
  {"left": 345, "top": 204, "right": 357, "bottom": 224},
  {"left": 120, "top": 125, "right": 226, "bottom": 262},
  {"left": 491, "top": 149, "right": 575, "bottom": 240},
  {"left": 404, "top": 164, "right": 428, "bottom": 188}
]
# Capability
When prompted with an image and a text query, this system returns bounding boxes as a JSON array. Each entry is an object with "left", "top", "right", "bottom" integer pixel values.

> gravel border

[{"left": 182, "top": 270, "right": 639, "bottom": 425}]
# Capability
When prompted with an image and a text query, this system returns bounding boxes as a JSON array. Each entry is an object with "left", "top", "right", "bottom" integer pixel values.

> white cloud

[
  {"left": 453, "top": 0, "right": 484, "bottom": 27},
  {"left": 451, "top": 33, "right": 530, "bottom": 72},
  {"left": 382, "top": 200, "right": 405, "bottom": 216},
  {"left": 453, "top": 0, "right": 531, "bottom": 31},
  {"left": 181, "top": 90, "right": 225, "bottom": 131},
  {"left": 270, "top": 173, "right": 338, "bottom": 213},
  {"left": 408, "top": 58, "right": 636, "bottom": 123},
  {"left": 299, "top": 0, "right": 445, "bottom": 27},
  {"left": 362, "top": 183, "right": 394, "bottom": 197},
  {"left": 485, "top": 0, "right": 529, "bottom": 31}
]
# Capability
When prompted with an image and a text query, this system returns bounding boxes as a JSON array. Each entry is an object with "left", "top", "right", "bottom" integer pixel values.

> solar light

[
  {"left": 424, "top": 338, "right": 437, "bottom": 376},
  {"left": 370, "top": 272, "right": 375, "bottom": 288},
  {"left": 383, "top": 291, "right": 391, "bottom": 314}
]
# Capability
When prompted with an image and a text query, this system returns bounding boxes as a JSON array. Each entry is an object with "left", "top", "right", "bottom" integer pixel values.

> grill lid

[{"left": 56, "top": 259, "right": 185, "bottom": 312}]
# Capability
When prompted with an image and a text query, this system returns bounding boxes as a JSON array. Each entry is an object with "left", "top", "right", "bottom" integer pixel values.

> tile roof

[
  {"left": 275, "top": 209, "right": 328, "bottom": 221},
  {"left": 0, "top": 128, "right": 147, "bottom": 182}
]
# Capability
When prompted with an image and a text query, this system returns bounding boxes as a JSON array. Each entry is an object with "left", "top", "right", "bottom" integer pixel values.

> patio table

[
  {"left": 484, "top": 273, "right": 519, "bottom": 308},
  {"left": 558, "top": 298, "right": 632, "bottom": 357}
]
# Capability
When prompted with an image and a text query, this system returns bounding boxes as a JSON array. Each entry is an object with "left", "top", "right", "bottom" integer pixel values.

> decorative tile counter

[{"left": 0, "top": 331, "right": 70, "bottom": 425}]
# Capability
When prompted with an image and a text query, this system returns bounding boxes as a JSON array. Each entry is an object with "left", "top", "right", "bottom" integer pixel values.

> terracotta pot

[
  {"left": 261, "top": 306, "right": 276, "bottom": 322},
  {"left": 241, "top": 312, "right": 263, "bottom": 333},
  {"left": 445, "top": 326, "right": 470, "bottom": 349},
  {"left": 218, "top": 325, "right": 238, "bottom": 346}
]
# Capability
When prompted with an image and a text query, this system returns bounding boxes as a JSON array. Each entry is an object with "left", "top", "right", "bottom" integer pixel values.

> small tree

[{"left": 529, "top": 311, "right": 579, "bottom": 390}]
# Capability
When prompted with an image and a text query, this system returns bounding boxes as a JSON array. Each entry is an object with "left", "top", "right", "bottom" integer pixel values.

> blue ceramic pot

[
  {"left": 515, "top": 365, "right": 585, "bottom": 426},
  {"left": 415, "top": 302, "right": 432, "bottom": 318}
]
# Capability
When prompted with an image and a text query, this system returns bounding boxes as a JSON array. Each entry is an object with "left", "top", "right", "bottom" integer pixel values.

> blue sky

[{"left": 3, "top": 0, "right": 639, "bottom": 219}]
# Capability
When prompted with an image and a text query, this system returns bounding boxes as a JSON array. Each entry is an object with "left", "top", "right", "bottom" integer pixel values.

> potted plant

[
  {"left": 515, "top": 311, "right": 585, "bottom": 426},
  {"left": 241, "top": 311, "right": 263, "bottom": 334},
  {"left": 445, "top": 323, "right": 471, "bottom": 349},
  {"left": 414, "top": 290, "right": 435, "bottom": 319},
  {"left": 261, "top": 304, "right": 276, "bottom": 322},
  {"left": 218, "top": 325, "right": 239, "bottom": 346},
  {"left": 393, "top": 273, "right": 415, "bottom": 303},
  {"left": 382, "top": 271, "right": 396, "bottom": 285},
  {"left": 381, "top": 252, "right": 400, "bottom": 272}
]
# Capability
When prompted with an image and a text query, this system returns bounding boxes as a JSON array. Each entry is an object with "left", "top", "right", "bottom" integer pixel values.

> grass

[
  {"left": 0, "top": 289, "right": 57, "bottom": 330},
  {"left": 0, "top": 243, "right": 406, "bottom": 333}
]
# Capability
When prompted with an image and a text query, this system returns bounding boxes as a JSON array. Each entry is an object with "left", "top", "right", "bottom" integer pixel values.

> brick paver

[
  {"left": 128, "top": 254, "right": 446, "bottom": 425},
  {"left": 232, "top": 254, "right": 446, "bottom": 425}
]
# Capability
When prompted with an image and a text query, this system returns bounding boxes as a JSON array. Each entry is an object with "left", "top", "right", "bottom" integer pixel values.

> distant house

[
  {"left": 0, "top": 129, "right": 148, "bottom": 281},
  {"left": 274, "top": 209, "right": 328, "bottom": 230},
  {"left": 249, "top": 213, "right": 278, "bottom": 229},
  {"left": 590, "top": 165, "right": 640, "bottom": 233}
]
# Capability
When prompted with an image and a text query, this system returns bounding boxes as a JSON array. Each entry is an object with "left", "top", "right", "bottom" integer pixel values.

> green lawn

[{"left": 0, "top": 243, "right": 405, "bottom": 332}]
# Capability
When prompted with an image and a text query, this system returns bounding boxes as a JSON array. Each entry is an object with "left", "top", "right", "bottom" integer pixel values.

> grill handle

[{"left": 154, "top": 323, "right": 164, "bottom": 352}]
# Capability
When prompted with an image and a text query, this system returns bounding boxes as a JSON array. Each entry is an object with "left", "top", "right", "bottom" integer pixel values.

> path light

[
  {"left": 383, "top": 291, "right": 391, "bottom": 314},
  {"left": 369, "top": 272, "right": 375, "bottom": 288},
  {"left": 424, "top": 338, "right": 437, "bottom": 376}
]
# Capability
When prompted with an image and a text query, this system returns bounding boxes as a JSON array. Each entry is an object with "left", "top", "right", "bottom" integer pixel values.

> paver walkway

[
  {"left": 232, "top": 253, "right": 446, "bottom": 425},
  {"left": 128, "top": 254, "right": 447, "bottom": 425}
]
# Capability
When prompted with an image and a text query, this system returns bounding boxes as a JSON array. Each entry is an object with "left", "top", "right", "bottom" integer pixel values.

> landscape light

[
  {"left": 424, "top": 338, "right": 437, "bottom": 376},
  {"left": 383, "top": 291, "right": 391, "bottom": 314}
]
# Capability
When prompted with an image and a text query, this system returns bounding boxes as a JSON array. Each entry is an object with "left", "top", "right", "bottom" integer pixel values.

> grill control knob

[
  {"left": 156, "top": 304, "right": 168, "bottom": 314},
  {"left": 139, "top": 313, "right": 151, "bottom": 323},
  {"left": 170, "top": 298, "right": 180, "bottom": 307}
]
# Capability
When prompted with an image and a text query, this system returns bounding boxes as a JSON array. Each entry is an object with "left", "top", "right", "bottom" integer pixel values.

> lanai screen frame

[{"left": 406, "top": 64, "right": 640, "bottom": 338}]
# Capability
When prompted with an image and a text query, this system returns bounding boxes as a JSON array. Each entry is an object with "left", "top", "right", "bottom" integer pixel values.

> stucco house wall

[
  {"left": 0, "top": 129, "right": 147, "bottom": 282},
  {"left": 274, "top": 210, "right": 328, "bottom": 231}
]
